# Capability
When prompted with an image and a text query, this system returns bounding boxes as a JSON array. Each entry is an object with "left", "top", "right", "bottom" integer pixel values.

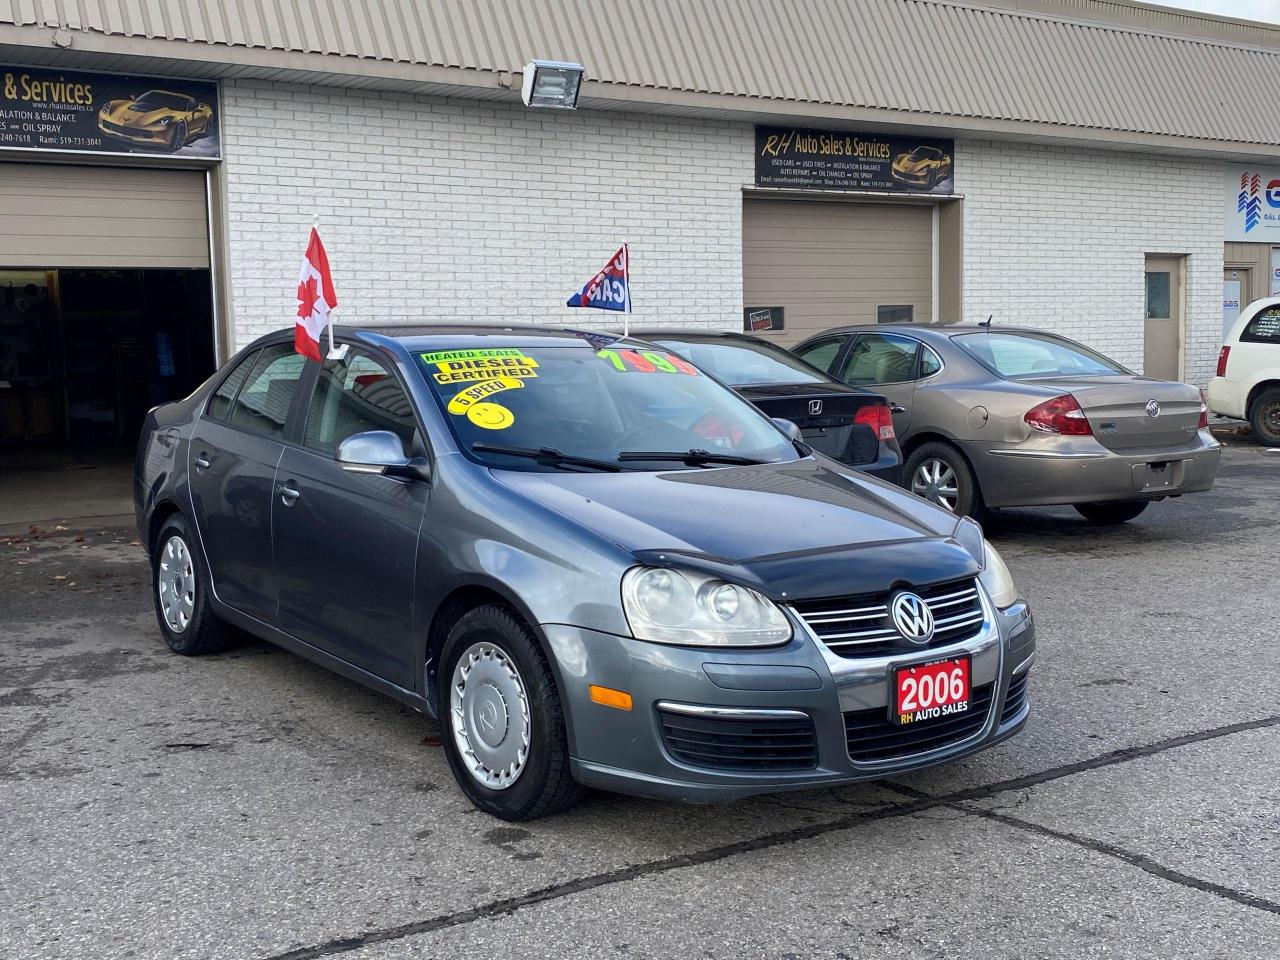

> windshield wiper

[
  {"left": 617, "top": 449, "right": 768, "bottom": 467},
  {"left": 472, "top": 443, "right": 622, "bottom": 473}
]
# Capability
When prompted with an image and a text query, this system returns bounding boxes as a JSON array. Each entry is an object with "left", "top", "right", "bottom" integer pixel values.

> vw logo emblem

[
  {"left": 809, "top": 399, "right": 823, "bottom": 416},
  {"left": 1146, "top": 399, "right": 1160, "bottom": 418},
  {"left": 890, "top": 591, "right": 935, "bottom": 646}
]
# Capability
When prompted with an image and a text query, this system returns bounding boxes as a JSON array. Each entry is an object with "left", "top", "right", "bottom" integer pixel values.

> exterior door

[
  {"left": 188, "top": 343, "right": 306, "bottom": 622},
  {"left": 836, "top": 332, "right": 920, "bottom": 434},
  {"left": 271, "top": 347, "right": 427, "bottom": 687},
  {"left": 1223, "top": 270, "right": 1246, "bottom": 342},
  {"left": 1144, "top": 255, "right": 1184, "bottom": 381}
]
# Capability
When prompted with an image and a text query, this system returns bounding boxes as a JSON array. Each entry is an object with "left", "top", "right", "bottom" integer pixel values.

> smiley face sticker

[
  {"left": 466, "top": 402, "right": 514, "bottom": 430},
  {"left": 445, "top": 376, "right": 522, "bottom": 430}
]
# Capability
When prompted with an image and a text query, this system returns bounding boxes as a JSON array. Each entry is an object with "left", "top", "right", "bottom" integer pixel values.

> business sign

[
  {"left": 1, "top": 65, "right": 219, "bottom": 159},
  {"left": 1224, "top": 165, "right": 1280, "bottom": 242},
  {"left": 755, "top": 126, "right": 955, "bottom": 194}
]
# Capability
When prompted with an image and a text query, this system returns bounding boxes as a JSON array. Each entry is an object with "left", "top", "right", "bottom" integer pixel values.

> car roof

[
  {"left": 333, "top": 323, "right": 655, "bottom": 353},
  {"left": 628, "top": 329, "right": 774, "bottom": 344},
  {"left": 801, "top": 323, "right": 1049, "bottom": 342}
]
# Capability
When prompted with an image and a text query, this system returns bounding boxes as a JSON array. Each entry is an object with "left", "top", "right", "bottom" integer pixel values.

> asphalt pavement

[{"left": 1, "top": 441, "right": 1277, "bottom": 959}]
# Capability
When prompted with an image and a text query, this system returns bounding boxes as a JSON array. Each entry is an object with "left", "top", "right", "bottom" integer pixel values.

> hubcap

[
  {"left": 157, "top": 535, "right": 196, "bottom": 633},
  {"left": 449, "top": 642, "right": 531, "bottom": 790},
  {"left": 1264, "top": 400, "right": 1280, "bottom": 437},
  {"left": 911, "top": 458, "right": 960, "bottom": 511}
]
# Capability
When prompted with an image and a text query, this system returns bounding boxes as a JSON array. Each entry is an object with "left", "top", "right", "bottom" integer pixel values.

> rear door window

[
  {"left": 207, "top": 350, "right": 258, "bottom": 420},
  {"left": 303, "top": 349, "right": 417, "bottom": 455},
  {"left": 792, "top": 337, "right": 845, "bottom": 375},
  {"left": 1242, "top": 307, "right": 1280, "bottom": 344},
  {"left": 228, "top": 344, "right": 306, "bottom": 439},
  {"left": 839, "top": 334, "right": 919, "bottom": 385}
]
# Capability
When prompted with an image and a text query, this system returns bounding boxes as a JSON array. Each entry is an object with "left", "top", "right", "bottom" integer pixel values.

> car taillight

[
  {"left": 1198, "top": 388, "right": 1209, "bottom": 429},
  {"left": 854, "top": 402, "right": 895, "bottom": 440},
  {"left": 1024, "top": 394, "right": 1092, "bottom": 436},
  {"left": 1216, "top": 346, "right": 1230, "bottom": 377}
]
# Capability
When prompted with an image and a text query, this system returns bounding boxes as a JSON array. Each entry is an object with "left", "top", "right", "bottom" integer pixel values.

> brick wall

[
  {"left": 221, "top": 80, "right": 752, "bottom": 349},
  {"left": 958, "top": 139, "right": 1224, "bottom": 384}
]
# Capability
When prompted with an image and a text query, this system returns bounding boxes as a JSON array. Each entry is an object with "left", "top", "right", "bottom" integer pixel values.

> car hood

[
  {"left": 492, "top": 457, "right": 979, "bottom": 599},
  {"left": 106, "top": 104, "right": 174, "bottom": 126}
]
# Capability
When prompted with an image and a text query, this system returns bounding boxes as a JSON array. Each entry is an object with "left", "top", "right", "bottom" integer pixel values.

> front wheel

[
  {"left": 1247, "top": 388, "right": 1280, "bottom": 445},
  {"left": 168, "top": 121, "right": 188, "bottom": 152},
  {"left": 438, "top": 604, "right": 584, "bottom": 820},
  {"left": 904, "top": 441, "right": 985, "bottom": 519},
  {"left": 1073, "top": 500, "right": 1150, "bottom": 525}
]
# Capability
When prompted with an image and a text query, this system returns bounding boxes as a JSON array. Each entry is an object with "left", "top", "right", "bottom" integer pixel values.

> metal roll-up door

[
  {"left": 743, "top": 197, "right": 933, "bottom": 345},
  {"left": 0, "top": 163, "right": 209, "bottom": 268}
]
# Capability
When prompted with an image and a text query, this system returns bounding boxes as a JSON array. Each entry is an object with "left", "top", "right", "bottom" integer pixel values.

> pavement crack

[{"left": 257, "top": 711, "right": 1280, "bottom": 960}]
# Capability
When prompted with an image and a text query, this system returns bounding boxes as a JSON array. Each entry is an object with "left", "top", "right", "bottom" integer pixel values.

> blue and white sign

[{"left": 1225, "top": 165, "right": 1280, "bottom": 242}]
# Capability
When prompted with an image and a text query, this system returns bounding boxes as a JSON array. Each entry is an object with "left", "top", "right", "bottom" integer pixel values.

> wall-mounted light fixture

[{"left": 520, "top": 60, "right": 583, "bottom": 110}]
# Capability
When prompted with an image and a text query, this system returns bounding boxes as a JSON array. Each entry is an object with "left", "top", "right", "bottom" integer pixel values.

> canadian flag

[{"left": 295, "top": 227, "right": 338, "bottom": 361}]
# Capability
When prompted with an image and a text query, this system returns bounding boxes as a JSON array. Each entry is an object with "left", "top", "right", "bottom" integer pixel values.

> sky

[{"left": 1153, "top": 0, "right": 1280, "bottom": 23}]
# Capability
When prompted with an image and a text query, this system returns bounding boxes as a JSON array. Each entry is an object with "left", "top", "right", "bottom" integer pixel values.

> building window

[
  {"left": 876, "top": 304, "right": 914, "bottom": 324},
  {"left": 1145, "top": 271, "right": 1171, "bottom": 319}
]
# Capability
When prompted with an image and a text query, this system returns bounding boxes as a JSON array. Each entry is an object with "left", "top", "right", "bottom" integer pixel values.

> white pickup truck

[{"left": 1208, "top": 298, "right": 1280, "bottom": 445}]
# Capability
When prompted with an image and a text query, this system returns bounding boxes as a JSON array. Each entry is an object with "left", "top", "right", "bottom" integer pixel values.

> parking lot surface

[{"left": 2, "top": 442, "right": 1278, "bottom": 959}]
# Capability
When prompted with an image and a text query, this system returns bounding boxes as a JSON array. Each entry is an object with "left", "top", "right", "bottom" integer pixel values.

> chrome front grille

[{"left": 793, "top": 579, "right": 985, "bottom": 657}]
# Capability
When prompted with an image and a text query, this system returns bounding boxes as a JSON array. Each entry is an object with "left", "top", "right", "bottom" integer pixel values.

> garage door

[
  {"left": 743, "top": 197, "right": 933, "bottom": 346},
  {"left": 0, "top": 163, "right": 209, "bottom": 268}
]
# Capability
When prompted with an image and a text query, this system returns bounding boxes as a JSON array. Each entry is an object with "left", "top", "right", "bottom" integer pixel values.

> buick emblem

[
  {"left": 809, "top": 399, "right": 823, "bottom": 416},
  {"left": 890, "top": 591, "right": 935, "bottom": 646},
  {"left": 1146, "top": 399, "right": 1160, "bottom": 418}
]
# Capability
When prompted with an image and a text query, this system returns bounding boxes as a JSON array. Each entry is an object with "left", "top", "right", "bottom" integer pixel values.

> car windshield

[
  {"left": 955, "top": 332, "right": 1127, "bottom": 379},
  {"left": 131, "top": 92, "right": 190, "bottom": 111},
  {"left": 909, "top": 147, "right": 939, "bottom": 161},
  {"left": 650, "top": 338, "right": 827, "bottom": 386},
  {"left": 417, "top": 342, "right": 799, "bottom": 470}
]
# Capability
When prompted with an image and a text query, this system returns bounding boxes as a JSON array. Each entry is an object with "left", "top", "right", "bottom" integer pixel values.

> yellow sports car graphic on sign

[
  {"left": 97, "top": 90, "right": 215, "bottom": 152},
  {"left": 890, "top": 145, "right": 953, "bottom": 189}
]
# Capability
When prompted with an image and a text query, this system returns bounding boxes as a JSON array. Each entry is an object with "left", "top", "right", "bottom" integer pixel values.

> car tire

[
  {"left": 437, "top": 604, "right": 584, "bottom": 821},
  {"left": 1072, "top": 500, "right": 1150, "bottom": 524},
  {"left": 904, "top": 441, "right": 985, "bottom": 520},
  {"left": 1247, "top": 388, "right": 1280, "bottom": 445},
  {"left": 169, "top": 121, "right": 187, "bottom": 152},
  {"left": 152, "top": 514, "right": 236, "bottom": 655}
]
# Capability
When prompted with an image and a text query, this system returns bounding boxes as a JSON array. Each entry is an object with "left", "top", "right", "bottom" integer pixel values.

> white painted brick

[
  {"left": 222, "top": 80, "right": 752, "bottom": 348},
  {"left": 959, "top": 139, "right": 1223, "bottom": 385}
]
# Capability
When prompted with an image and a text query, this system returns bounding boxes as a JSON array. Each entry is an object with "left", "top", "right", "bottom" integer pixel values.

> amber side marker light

[{"left": 589, "top": 685, "right": 633, "bottom": 711}]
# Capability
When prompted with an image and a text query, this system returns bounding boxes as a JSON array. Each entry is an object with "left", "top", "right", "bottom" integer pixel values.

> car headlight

[
  {"left": 621, "top": 566, "right": 792, "bottom": 647},
  {"left": 979, "top": 541, "right": 1018, "bottom": 610}
]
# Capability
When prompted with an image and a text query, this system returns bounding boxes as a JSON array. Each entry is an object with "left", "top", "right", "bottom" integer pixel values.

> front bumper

[
  {"left": 544, "top": 590, "right": 1035, "bottom": 803},
  {"left": 973, "top": 430, "right": 1222, "bottom": 508},
  {"left": 98, "top": 118, "right": 172, "bottom": 146}
]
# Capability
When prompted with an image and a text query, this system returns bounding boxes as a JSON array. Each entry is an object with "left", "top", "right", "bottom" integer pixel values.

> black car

[{"left": 630, "top": 330, "right": 901, "bottom": 481}]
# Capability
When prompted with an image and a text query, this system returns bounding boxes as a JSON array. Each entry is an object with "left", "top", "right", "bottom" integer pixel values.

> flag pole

[
  {"left": 623, "top": 242, "right": 631, "bottom": 338},
  {"left": 315, "top": 214, "right": 347, "bottom": 361}
]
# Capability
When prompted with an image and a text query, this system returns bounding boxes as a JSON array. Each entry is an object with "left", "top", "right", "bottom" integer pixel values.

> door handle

[
  {"left": 890, "top": 404, "right": 907, "bottom": 414},
  {"left": 278, "top": 482, "right": 301, "bottom": 506},
  {"left": 194, "top": 453, "right": 211, "bottom": 471}
]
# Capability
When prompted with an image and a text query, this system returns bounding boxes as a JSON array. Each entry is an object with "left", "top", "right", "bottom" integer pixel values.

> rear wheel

[
  {"left": 904, "top": 441, "right": 985, "bottom": 519},
  {"left": 152, "top": 514, "right": 235, "bottom": 654},
  {"left": 1247, "top": 388, "right": 1280, "bottom": 445},
  {"left": 1073, "top": 500, "right": 1150, "bottom": 525},
  {"left": 437, "top": 604, "right": 584, "bottom": 820}
]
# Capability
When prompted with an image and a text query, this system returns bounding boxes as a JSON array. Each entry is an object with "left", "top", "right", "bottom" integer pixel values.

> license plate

[{"left": 893, "top": 655, "right": 971, "bottom": 726}]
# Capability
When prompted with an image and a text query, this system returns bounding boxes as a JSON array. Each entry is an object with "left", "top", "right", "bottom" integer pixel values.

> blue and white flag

[{"left": 567, "top": 245, "right": 630, "bottom": 312}]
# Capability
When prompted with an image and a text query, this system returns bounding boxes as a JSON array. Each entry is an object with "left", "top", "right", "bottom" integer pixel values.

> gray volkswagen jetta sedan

[{"left": 136, "top": 325, "right": 1035, "bottom": 820}]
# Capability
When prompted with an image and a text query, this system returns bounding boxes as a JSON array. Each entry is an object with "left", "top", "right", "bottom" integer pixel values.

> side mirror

[
  {"left": 336, "top": 430, "right": 430, "bottom": 482},
  {"left": 771, "top": 417, "right": 804, "bottom": 442}
]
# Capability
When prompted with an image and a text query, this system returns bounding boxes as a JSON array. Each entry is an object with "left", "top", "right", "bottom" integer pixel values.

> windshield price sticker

[{"left": 596, "top": 349, "right": 698, "bottom": 375}]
